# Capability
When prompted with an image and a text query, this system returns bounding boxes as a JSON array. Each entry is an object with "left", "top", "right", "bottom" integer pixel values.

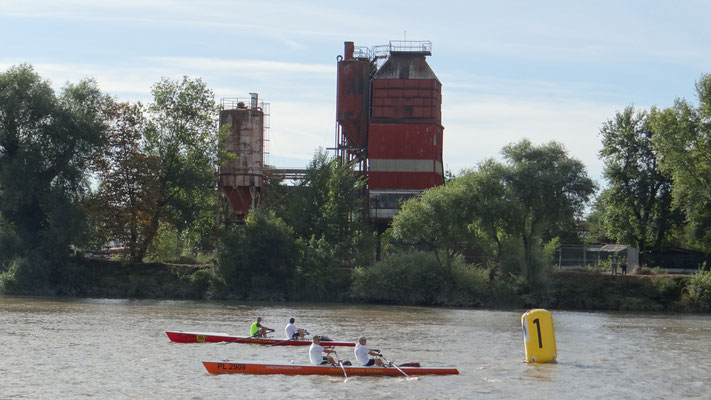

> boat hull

[
  {"left": 202, "top": 361, "right": 459, "bottom": 376},
  {"left": 166, "top": 331, "right": 354, "bottom": 347}
]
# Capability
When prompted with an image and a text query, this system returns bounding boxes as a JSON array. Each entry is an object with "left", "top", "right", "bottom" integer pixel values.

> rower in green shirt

[{"left": 250, "top": 317, "right": 274, "bottom": 337}]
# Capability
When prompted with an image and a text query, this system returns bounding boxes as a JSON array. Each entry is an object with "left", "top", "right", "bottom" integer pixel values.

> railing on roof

[
  {"left": 222, "top": 97, "right": 265, "bottom": 110},
  {"left": 389, "top": 40, "right": 432, "bottom": 53},
  {"left": 372, "top": 40, "right": 432, "bottom": 58},
  {"left": 354, "top": 46, "right": 372, "bottom": 60}
]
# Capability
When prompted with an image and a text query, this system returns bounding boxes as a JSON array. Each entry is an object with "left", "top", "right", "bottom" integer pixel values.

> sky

[{"left": 2, "top": 0, "right": 710, "bottom": 189}]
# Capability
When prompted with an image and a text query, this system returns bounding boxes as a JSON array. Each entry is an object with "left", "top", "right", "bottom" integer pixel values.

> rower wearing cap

[
  {"left": 250, "top": 317, "right": 274, "bottom": 338},
  {"left": 309, "top": 335, "right": 336, "bottom": 366},
  {"left": 354, "top": 336, "right": 385, "bottom": 366}
]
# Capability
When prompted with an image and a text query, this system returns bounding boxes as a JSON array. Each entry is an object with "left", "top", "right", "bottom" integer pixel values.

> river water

[{"left": 0, "top": 296, "right": 709, "bottom": 399}]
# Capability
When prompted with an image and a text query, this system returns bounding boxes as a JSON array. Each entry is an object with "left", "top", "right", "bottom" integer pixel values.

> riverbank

[
  {"left": 32, "top": 258, "right": 709, "bottom": 313},
  {"left": 525, "top": 271, "right": 691, "bottom": 311}
]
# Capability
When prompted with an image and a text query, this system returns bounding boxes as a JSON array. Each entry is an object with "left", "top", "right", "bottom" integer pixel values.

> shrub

[
  {"left": 146, "top": 222, "right": 181, "bottom": 263},
  {"left": 187, "top": 268, "right": 217, "bottom": 297},
  {"left": 349, "top": 251, "right": 516, "bottom": 307},
  {"left": 653, "top": 277, "right": 680, "bottom": 299},
  {"left": 291, "top": 237, "right": 342, "bottom": 302},
  {"left": 0, "top": 254, "right": 51, "bottom": 295},
  {"left": 350, "top": 251, "right": 443, "bottom": 305},
  {"left": 217, "top": 210, "right": 300, "bottom": 298},
  {"left": 634, "top": 266, "right": 664, "bottom": 275},
  {"left": 597, "top": 259, "right": 612, "bottom": 272},
  {"left": 446, "top": 262, "right": 502, "bottom": 306},
  {"left": 682, "top": 268, "right": 711, "bottom": 311},
  {"left": 497, "top": 239, "right": 525, "bottom": 276},
  {"left": 497, "top": 237, "right": 553, "bottom": 284}
]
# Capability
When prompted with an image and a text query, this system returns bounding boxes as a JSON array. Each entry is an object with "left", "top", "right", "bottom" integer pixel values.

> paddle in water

[
  {"left": 333, "top": 351, "right": 348, "bottom": 382},
  {"left": 379, "top": 353, "right": 419, "bottom": 381}
]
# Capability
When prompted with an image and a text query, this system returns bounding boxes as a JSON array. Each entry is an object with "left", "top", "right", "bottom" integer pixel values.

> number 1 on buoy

[{"left": 521, "top": 309, "right": 557, "bottom": 363}]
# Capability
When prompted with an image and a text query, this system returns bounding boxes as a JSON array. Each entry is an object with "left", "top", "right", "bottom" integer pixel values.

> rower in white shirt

[
  {"left": 354, "top": 336, "right": 385, "bottom": 366},
  {"left": 285, "top": 317, "right": 308, "bottom": 339},
  {"left": 309, "top": 335, "right": 336, "bottom": 366}
]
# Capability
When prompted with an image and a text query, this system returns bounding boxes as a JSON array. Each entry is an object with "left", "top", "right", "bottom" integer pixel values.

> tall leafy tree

[
  {"left": 389, "top": 180, "right": 472, "bottom": 280},
  {"left": 218, "top": 209, "right": 300, "bottom": 298},
  {"left": 89, "top": 102, "right": 160, "bottom": 261},
  {"left": 596, "top": 106, "right": 681, "bottom": 251},
  {"left": 272, "top": 149, "right": 371, "bottom": 265},
  {"left": 459, "top": 161, "right": 511, "bottom": 263},
  {"left": 390, "top": 140, "right": 595, "bottom": 283},
  {"left": 0, "top": 65, "right": 111, "bottom": 289},
  {"left": 652, "top": 74, "right": 711, "bottom": 250},
  {"left": 500, "top": 140, "right": 596, "bottom": 282},
  {"left": 275, "top": 150, "right": 334, "bottom": 240},
  {"left": 317, "top": 156, "right": 370, "bottom": 265},
  {"left": 135, "top": 76, "right": 221, "bottom": 262}
]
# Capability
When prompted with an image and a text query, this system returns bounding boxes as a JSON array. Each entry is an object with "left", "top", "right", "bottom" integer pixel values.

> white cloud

[
  {"left": 0, "top": 61, "right": 153, "bottom": 96},
  {"left": 442, "top": 96, "right": 622, "bottom": 186},
  {"left": 267, "top": 99, "right": 335, "bottom": 166},
  {"left": 146, "top": 57, "right": 333, "bottom": 75}
]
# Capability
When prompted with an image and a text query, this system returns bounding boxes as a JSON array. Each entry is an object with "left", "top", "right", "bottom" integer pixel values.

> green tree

[
  {"left": 652, "top": 74, "right": 711, "bottom": 251},
  {"left": 501, "top": 140, "right": 596, "bottom": 282},
  {"left": 388, "top": 179, "right": 473, "bottom": 280},
  {"left": 596, "top": 106, "right": 681, "bottom": 251},
  {"left": 458, "top": 161, "right": 512, "bottom": 265},
  {"left": 217, "top": 209, "right": 300, "bottom": 298},
  {"left": 275, "top": 150, "right": 335, "bottom": 240},
  {"left": 389, "top": 140, "right": 594, "bottom": 284},
  {"left": 272, "top": 149, "right": 373, "bottom": 266},
  {"left": 295, "top": 236, "right": 340, "bottom": 301},
  {"left": 135, "top": 76, "right": 221, "bottom": 262},
  {"left": 88, "top": 102, "right": 160, "bottom": 261},
  {"left": 0, "top": 65, "right": 111, "bottom": 290}
]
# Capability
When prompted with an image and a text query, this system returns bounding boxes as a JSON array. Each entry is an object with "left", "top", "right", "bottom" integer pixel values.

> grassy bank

[
  {"left": 7, "top": 257, "right": 710, "bottom": 313},
  {"left": 524, "top": 271, "right": 691, "bottom": 311},
  {"left": 55, "top": 258, "right": 217, "bottom": 299}
]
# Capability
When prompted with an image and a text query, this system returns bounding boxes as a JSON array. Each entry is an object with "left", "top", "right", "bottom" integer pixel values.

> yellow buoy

[{"left": 521, "top": 309, "right": 557, "bottom": 363}]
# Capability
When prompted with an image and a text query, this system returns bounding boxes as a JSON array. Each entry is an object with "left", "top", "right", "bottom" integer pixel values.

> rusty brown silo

[
  {"left": 336, "top": 41, "right": 371, "bottom": 155},
  {"left": 218, "top": 93, "right": 265, "bottom": 218}
]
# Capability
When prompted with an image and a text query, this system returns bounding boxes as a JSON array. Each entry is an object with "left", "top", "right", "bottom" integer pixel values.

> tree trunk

[{"left": 523, "top": 233, "right": 534, "bottom": 283}]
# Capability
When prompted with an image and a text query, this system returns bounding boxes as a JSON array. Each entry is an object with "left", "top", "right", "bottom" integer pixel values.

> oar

[
  {"left": 270, "top": 336, "right": 297, "bottom": 346},
  {"left": 379, "top": 353, "right": 417, "bottom": 380},
  {"left": 271, "top": 329, "right": 312, "bottom": 346},
  {"left": 220, "top": 333, "right": 258, "bottom": 345},
  {"left": 333, "top": 351, "right": 348, "bottom": 382}
]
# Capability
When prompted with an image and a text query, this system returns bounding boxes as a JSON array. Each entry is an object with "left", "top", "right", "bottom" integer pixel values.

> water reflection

[{"left": 522, "top": 362, "right": 556, "bottom": 382}]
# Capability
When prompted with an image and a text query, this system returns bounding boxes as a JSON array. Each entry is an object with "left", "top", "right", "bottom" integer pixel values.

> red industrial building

[
  {"left": 219, "top": 40, "right": 444, "bottom": 224},
  {"left": 336, "top": 40, "right": 444, "bottom": 225}
]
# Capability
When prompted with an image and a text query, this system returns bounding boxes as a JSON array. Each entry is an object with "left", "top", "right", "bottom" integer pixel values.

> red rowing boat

[
  {"left": 202, "top": 361, "right": 459, "bottom": 376},
  {"left": 165, "top": 331, "right": 355, "bottom": 347}
]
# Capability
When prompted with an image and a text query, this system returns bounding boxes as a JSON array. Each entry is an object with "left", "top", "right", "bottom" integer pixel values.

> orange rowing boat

[
  {"left": 166, "top": 331, "right": 354, "bottom": 347},
  {"left": 202, "top": 361, "right": 459, "bottom": 376}
]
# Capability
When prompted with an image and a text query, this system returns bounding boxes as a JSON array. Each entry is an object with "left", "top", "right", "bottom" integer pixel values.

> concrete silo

[{"left": 218, "top": 93, "right": 267, "bottom": 219}]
